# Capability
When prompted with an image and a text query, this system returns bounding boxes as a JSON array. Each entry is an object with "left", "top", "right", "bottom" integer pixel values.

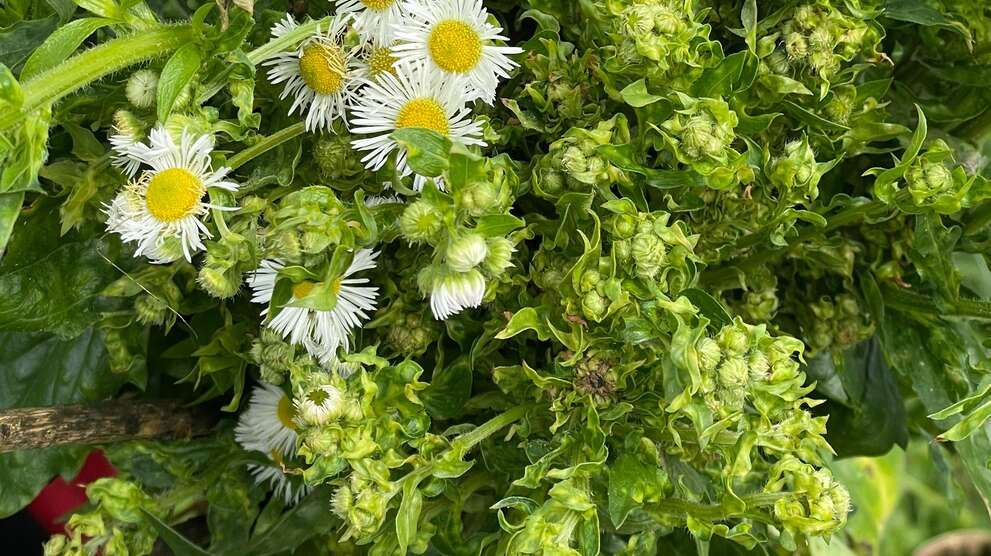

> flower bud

[
  {"left": 457, "top": 182, "right": 499, "bottom": 215},
  {"left": 717, "top": 356, "right": 749, "bottom": 390},
  {"left": 784, "top": 32, "right": 808, "bottom": 60},
  {"left": 697, "top": 337, "right": 722, "bottom": 372},
  {"left": 561, "top": 146, "right": 588, "bottom": 175},
  {"left": 134, "top": 294, "right": 168, "bottom": 326},
  {"left": 126, "top": 69, "right": 159, "bottom": 109},
  {"left": 580, "top": 270, "right": 601, "bottom": 293},
  {"left": 483, "top": 237, "right": 515, "bottom": 276},
  {"left": 446, "top": 234, "right": 488, "bottom": 272},
  {"left": 331, "top": 484, "right": 354, "bottom": 520},
  {"left": 808, "top": 27, "right": 833, "bottom": 52},
  {"left": 582, "top": 290, "right": 607, "bottom": 321},
  {"left": 540, "top": 168, "right": 565, "bottom": 194},
  {"left": 748, "top": 350, "right": 770, "bottom": 381},
  {"left": 198, "top": 267, "right": 240, "bottom": 299},
  {"left": 717, "top": 326, "right": 749, "bottom": 355},
  {"left": 296, "top": 384, "right": 345, "bottom": 425},
  {"left": 112, "top": 110, "right": 144, "bottom": 140},
  {"left": 400, "top": 201, "right": 443, "bottom": 244},
  {"left": 313, "top": 135, "right": 363, "bottom": 179},
  {"left": 387, "top": 312, "right": 435, "bottom": 355},
  {"left": 610, "top": 214, "right": 637, "bottom": 238},
  {"left": 303, "top": 428, "right": 338, "bottom": 454}
]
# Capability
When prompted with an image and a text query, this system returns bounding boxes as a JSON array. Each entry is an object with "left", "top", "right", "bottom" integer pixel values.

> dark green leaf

[
  {"left": 0, "top": 191, "right": 23, "bottom": 257},
  {"left": 21, "top": 17, "right": 113, "bottom": 81},
  {"left": 884, "top": 0, "right": 972, "bottom": 47},
  {"left": 0, "top": 16, "right": 58, "bottom": 75},
  {"left": 423, "top": 357, "right": 472, "bottom": 420},
  {"left": 142, "top": 509, "right": 213, "bottom": 556},
  {"left": 242, "top": 487, "right": 332, "bottom": 556},
  {"left": 392, "top": 127, "right": 452, "bottom": 177},
  {"left": 820, "top": 337, "right": 909, "bottom": 457},
  {"left": 679, "top": 288, "right": 733, "bottom": 328},
  {"left": 157, "top": 43, "right": 203, "bottom": 122}
]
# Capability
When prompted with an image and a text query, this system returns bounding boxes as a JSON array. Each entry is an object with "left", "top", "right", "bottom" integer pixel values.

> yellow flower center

[
  {"left": 367, "top": 46, "right": 397, "bottom": 78},
  {"left": 145, "top": 168, "right": 204, "bottom": 223},
  {"left": 277, "top": 394, "right": 297, "bottom": 430},
  {"left": 395, "top": 98, "right": 449, "bottom": 135},
  {"left": 360, "top": 0, "right": 394, "bottom": 9},
  {"left": 428, "top": 20, "right": 483, "bottom": 73},
  {"left": 298, "top": 43, "right": 347, "bottom": 95},
  {"left": 292, "top": 280, "right": 317, "bottom": 299}
]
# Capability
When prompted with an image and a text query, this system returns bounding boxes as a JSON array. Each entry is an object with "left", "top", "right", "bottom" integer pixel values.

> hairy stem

[
  {"left": 0, "top": 25, "right": 194, "bottom": 130},
  {"left": 227, "top": 122, "right": 306, "bottom": 170}
]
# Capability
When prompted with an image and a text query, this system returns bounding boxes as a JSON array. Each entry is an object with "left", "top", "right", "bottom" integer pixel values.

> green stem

[
  {"left": 881, "top": 283, "right": 991, "bottom": 320},
  {"left": 227, "top": 122, "right": 306, "bottom": 170},
  {"left": 0, "top": 25, "right": 194, "bottom": 130},
  {"left": 647, "top": 492, "right": 783, "bottom": 524},
  {"left": 703, "top": 197, "right": 895, "bottom": 287},
  {"left": 451, "top": 405, "right": 527, "bottom": 455},
  {"left": 196, "top": 17, "right": 328, "bottom": 104}
]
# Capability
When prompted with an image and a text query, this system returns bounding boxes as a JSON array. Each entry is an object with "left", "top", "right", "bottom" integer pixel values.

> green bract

[{"left": 2, "top": 0, "right": 991, "bottom": 554}]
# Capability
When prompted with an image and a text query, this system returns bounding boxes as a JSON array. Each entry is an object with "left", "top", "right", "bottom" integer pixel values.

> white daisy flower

[
  {"left": 265, "top": 14, "right": 362, "bottom": 131},
  {"left": 355, "top": 39, "right": 400, "bottom": 82},
  {"left": 392, "top": 0, "right": 523, "bottom": 104},
  {"left": 247, "top": 249, "right": 380, "bottom": 359},
  {"left": 235, "top": 383, "right": 310, "bottom": 505},
  {"left": 295, "top": 384, "right": 345, "bottom": 425},
  {"left": 350, "top": 61, "right": 484, "bottom": 191},
  {"left": 105, "top": 126, "right": 238, "bottom": 264},
  {"left": 109, "top": 132, "right": 144, "bottom": 178},
  {"left": 335, "top": 0, "right": 405, "bottom": 44},
  {"left": 429, "top": 268, "right": 486, "bottom": 320}
]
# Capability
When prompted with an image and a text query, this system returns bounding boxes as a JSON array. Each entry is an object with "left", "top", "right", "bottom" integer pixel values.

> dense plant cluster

[{"left": 2, "top": 0, "right": 991, "bottom": 554}]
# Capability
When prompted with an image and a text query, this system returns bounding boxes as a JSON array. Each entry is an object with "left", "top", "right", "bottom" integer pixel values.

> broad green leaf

[
  {"left": 884, "top": 0, "right": 972, "bottom": 48},
  {"left": 597, "top": 144, "right": 705, "bottom": 189},
  {"left": 142, "top": 509, "right": 213, "bottom": 556},
  {"left": 0, "top": 203, "right": 122, "bottom": 337},
  {"left": 475, "top": 214, "right": 524, "bottom": 237},
  {"left": 741, "top": 0, "right": 757, "bottom": 51},
  {"left": 422, "top": 357, "right": 472, "bottom": 420},
  {"left": 21, "top": 17, "right": 113, "bottom": 81},
  {"left": 392, "top": 127, "right": 452, "bottom": 177},
  {"left": 829, "top": 448, "right": 904, "bottom": 547},
  {"left": 936, "top": 398, "right": 991, "bottom": 442},
  {"left": 157, "top": 43, "right": 203, "bottom": 122},
  {"left": 397, "top": 477, "right": 424, "bottom": 554},
  {"left": 679, "top": 288, "right": 732, "bottom": 329},
  {"left": 242, "top": 487, "right": 332, "bottom": 556},
  {"left": 693, "top": 51, "right": 747, "bottom": 98},
  {"left": 0, "top": 16, "right": 58, "bottom": 74},
  {"left": 0, "top": 446, "right": 87, "bottom": 517},
  {"left": 820, "top": 337, "right": 909, "bottom": 457},
  {"left": 620, "top": 79, "right": 664, "bottom": 108},
  {"left": 954, "top": 252, "right": 991, "bottom": 299},
  {"left": 782, "top": 100, "right": 849, "bottom": 132}
]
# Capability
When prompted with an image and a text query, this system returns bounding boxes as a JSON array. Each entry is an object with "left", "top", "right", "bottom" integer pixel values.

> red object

[{"left": 26, "top": 450, "right": 117, "bottom": 534}]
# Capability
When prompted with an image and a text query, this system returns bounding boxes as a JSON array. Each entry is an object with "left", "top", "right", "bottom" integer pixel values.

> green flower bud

[
  {"left": 611, "top": 214, "right": 637, "bottom": 238},
  {"left": 301, "top": 230, "right": 331, "bottom": 253},
  {"left": 483, "top": 237, "right": 515, "bottom": 276},
  {"left": 240, "top": 195, "right": 268, "bottom": 214},
  {"left": 613, "top": 239, "right": 632, "bottom": 261},
  {"left": 794, "top": 6, "right": 817, "bottom": 29},
  {"left": 540, "top": 168, "right": 565, "bottom": 194},
  {"left": 134, "top": 294, "right": 169, "bottom": 326},
  {"left": 387, "top": 312, "right": 435, "bottom": 355},
  {"left": 768, "top": 137, "right": 820, "bottom": 198},
  {"left": 67, "top": 512, "right": 105, "bottom": 538},
  {"left": 809, "top": 50, "right": 838, "bottom": 75},
  {"left": 112, "top": 110, "right": 144, "bottom": 140},
  {"left": 582, "top": 290, "right": 607, "bottom": 321},
  {"left": 717, "top": 327, "right": 749, "bottom": 355},
  {"left": 906, "top": 160, "right": 955, "bottom": 201},
  {"left": 457, "top": 182, "right": 499, "bottom": 215},
  {"left": 808, "top": 27, "right": 834, "bottom": 52},
  {"left": 313, "top": 135, "right": 362, "bottom": 179},
  {"left": 784, "top": 32, "right": 808, "bottom": 60},
  {"left": 400, "top": 201, "right": 443, "bottom": 244},
  {"left": 43, "top": 535, "right": 67, "bottom": 556},
  {"left": 632, "top": 233, "right": 666, "bottom": 279},
  {"left": 446, "top": 234, "right": 488, "bottom": 272},
  {"left": 579, "top": 270, "right": 601, "bottom": 293},
  {"left": 766, "top": 50, "right": 790, "bottom": 75},
  {"left": 331, "top": 484, "right": 354, "bottom": 520},
  {"left": 126, "top": 69, "right": 158, "bottom": 109},
  {"left": 198, "top": 267, "right": 240, "bottom": 299},
  {"left": 748, "top": 350, "right": 770, "bottom": 381},
  {"left": 561, "top": 146, "right": 588, "bottom": 175},
  {"left": 697, "top": 337, "right": 722, "bottom": 372},
  {"left": 303, "top": 428, "right": 338, "bottom": 454},
  {"left": 717, "top": 356, "right": 749, "bottom": 390}
]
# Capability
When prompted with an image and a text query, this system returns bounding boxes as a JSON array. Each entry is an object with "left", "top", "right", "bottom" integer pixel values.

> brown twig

[{"left": 0, "top": 400, "right": 216, "bottom": 453}]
